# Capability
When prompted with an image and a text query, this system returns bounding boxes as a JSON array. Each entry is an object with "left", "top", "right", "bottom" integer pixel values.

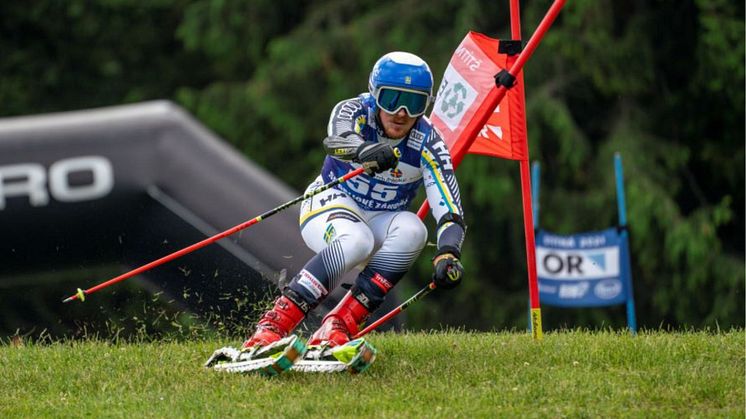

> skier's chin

[{"left": 384, "top": 124, "right": 409, "bottom": 139}]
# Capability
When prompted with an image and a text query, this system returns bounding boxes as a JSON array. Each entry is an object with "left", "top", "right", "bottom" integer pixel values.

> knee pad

[
  {"left": 389, "top": 213, "right": 428, "bottom": 252},
  {"left": 337, "top": 228, "right": 375, "bottom": 266},
  {"left": 402, "top": 221, "right": 428, "bottom": 252}
]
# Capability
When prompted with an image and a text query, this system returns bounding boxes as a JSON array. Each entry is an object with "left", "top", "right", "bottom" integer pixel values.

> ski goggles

[{"left": 374, "top": 87, "right": 430, "bottom": 117}]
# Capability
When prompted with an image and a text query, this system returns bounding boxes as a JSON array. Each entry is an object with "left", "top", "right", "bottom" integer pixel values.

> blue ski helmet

[{"left": 368, "top": 52, "right": 434, "bottom": 117}]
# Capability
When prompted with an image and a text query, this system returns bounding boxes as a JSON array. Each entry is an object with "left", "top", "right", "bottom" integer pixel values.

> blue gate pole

[
  {"left": 528, "top": 161, "right": 541, "bottom": 331},
  {"left": 614, "top": 153, "right": 637, "bottom": 333}
]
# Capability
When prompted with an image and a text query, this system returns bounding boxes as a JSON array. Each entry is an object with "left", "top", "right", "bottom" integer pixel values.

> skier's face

[{"left": 378, "top": 108, "right": 417, "bottom": 139}]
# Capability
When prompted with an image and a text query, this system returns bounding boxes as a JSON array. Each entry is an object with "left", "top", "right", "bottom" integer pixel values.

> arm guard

[
  {"left": 435, "top": 213, "right": 466, "bottom": 259},
  {"left": 323, "top": 131, "right": 364, "bottom": 160},
  {"left": 324, "top": 98, "right": 367, "bottom": 160}
]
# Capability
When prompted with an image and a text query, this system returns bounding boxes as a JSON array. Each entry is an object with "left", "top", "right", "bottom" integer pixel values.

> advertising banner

[{"left": 536, "top": 227, "right": 631, "bottom": 307}]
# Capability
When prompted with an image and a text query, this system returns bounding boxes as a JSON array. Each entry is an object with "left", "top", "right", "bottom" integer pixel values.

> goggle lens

[{"left": 376, "top": 88, "right": 429, "bottom": 117}]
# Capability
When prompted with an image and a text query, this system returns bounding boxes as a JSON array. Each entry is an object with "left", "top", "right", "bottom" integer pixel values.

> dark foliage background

[{"left": 1, "top": 0, "right": 743, "bottom": 333}]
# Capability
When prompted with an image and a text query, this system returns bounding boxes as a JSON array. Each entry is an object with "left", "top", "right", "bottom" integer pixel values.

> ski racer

[{"left": 242, "top": 51, "right": 467, "bottom": 355}]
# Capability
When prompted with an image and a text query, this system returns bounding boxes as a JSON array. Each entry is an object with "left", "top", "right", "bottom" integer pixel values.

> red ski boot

[
  {"left": 301, "top": 291, "right": 378, "bottom": 374},
  {"left": 242, "top": 295, "right": 306, "bottom": 349},
  {"left": 308, "top": 291, "right": 371, "bottom": 347}
]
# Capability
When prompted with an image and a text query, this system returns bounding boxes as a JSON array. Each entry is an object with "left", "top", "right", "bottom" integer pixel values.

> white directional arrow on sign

[
  {"left": 488, "top": 125, "right": 503, "bottom": 140},
  {"left": 479, "top": 124, "right": 503, "bottom": 140}
]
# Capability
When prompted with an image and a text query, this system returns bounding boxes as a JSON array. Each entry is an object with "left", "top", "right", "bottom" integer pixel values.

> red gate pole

[
  {"left": 416, "top": 0, "right": 566, "bottom": 339},
  {"left": 510, "top": 0, "right": 542, "bottom": 340}
]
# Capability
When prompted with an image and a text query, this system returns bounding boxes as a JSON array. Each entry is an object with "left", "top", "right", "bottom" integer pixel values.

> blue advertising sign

[{"left": 536, "top": 227, "right": 631, "bottom": 307}]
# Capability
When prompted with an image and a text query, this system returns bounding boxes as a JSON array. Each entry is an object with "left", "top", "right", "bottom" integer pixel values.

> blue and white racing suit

[{"left": 285, "top": 93, "right": 466, "bottom": 313}]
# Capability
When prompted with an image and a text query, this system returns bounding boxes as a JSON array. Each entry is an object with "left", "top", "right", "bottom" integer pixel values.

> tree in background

[{"left": 0, "top": 0, "right": 742, "bottom": 331}]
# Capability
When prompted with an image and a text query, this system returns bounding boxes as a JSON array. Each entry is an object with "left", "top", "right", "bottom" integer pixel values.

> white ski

[
  {"left": 205, "top": 337, "right": 377, "bottom": 375},
  {"left": 205, "top": 335, "right": 306, "bottom": 376},
  {"left": 213, "top": 357, "right": 277, "bottom": 373},
  {"left": 292, "top": 360, "right": 348, "bottom": 373}
]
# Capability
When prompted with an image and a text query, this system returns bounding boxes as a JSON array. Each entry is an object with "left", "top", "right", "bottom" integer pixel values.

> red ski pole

[
  {"left": 354, "top": 282, "right": 437, "bottom": 339},
  {"left": 62, "top": 167, "right": 367, "bottom": 303}
]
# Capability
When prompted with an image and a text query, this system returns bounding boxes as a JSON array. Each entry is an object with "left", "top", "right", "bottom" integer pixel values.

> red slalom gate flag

[{"left": 431, "top": 31, "right": 528, "bottom": 161}]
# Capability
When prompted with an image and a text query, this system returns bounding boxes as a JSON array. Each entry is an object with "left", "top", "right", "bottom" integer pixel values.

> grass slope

[{"left": 1, "top": 330, "right": 743, "bottom": 418}]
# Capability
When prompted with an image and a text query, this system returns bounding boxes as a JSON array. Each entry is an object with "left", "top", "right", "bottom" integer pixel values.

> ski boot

[
  {"left": 205, "top": 295, "right": 307, "bottom": 376},
  {"left": 299, "top": 291, "right": 378, "bottom": 374},
  {"left": 308, "top": 291, "right": 370, "bottom": 346}
]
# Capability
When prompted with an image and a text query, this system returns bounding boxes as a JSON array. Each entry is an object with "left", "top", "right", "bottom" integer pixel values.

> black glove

[
  {"left": 432, "top": 253, "right": 464, "bottom": 290},
  {"left": 355, "top": 141, "right": 398, "bottom": 174}
]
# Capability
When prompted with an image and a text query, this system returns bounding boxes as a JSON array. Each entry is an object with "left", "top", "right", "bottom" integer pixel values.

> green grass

[{"left": 1, "top": 330, "right": 743, "bottom": 418}]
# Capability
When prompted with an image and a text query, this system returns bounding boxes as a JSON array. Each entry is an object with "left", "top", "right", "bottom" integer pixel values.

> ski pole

[
  {"left": 62, "top": 167, "right": 367, "bottom": 303},
  {"left": 354, "top": 282, "right": 436, "bottom": 339}
]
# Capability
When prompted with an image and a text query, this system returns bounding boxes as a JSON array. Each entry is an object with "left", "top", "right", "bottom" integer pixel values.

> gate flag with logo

[
  {"left": 430, "top": 31, "right": 528, "bottom": 161},
  {"left": 532, "top": 153, "right": 637, "bottom": 332}
]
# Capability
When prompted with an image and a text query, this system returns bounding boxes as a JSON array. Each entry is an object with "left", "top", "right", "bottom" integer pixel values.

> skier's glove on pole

[
  {"left": 432, "top": 253, "right": 464, "bottom": 289},
  {"left": 355, "top": 141, "right": 399, "bottom": 174}
]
